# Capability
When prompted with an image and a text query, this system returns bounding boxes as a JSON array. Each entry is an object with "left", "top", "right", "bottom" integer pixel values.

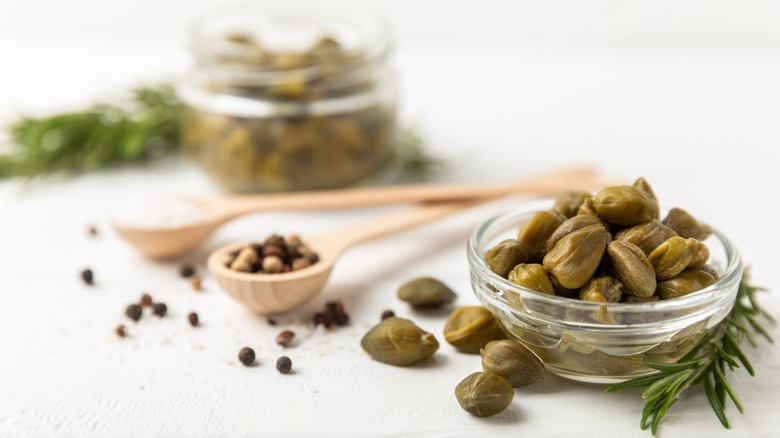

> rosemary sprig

[
  {"left": 1, "top": 84, "right": 181, "bottom": 178},
  {"left": 606, "top": 270, "right": 774, "bottom": 436},
  {"left": 391, "top": 127, "right": 448, "bottom": 182},
  {"left": 1, "top": 83, "right": 445, "bottom": 183}
]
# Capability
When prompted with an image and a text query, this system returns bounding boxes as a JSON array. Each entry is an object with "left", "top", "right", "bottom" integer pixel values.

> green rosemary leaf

[
  {"left": 724, "top": 334, "right": 755, "bottom": 376},
  {"left": 715, "top": 380, "right": 726, "bottom": 412},
  {"left": 713, "top": 344, "right": 740, "bottom": 369},
  {"left": 640, "top": 398, "right": 659, "bottom": 430},
  {"left": 643, "top": 371, "right": 691, "bottom": 402},
  {"left": 713, "top": 360, "right": 744, "bottom": 414},
  {"left": 704, "top": 373, "right": 730, "bottom": 429},
  {"left": 645, "top": 360, "right": 703, "bottom": 373},
  {"left": 605, "top": 374, "right": 666, "bottom": 393},
  {"left": 746, "top": 314, "right": 774, "bottom": 343},
  {"left": 651, "top": 393, "right": 679, "bottom": 436}
]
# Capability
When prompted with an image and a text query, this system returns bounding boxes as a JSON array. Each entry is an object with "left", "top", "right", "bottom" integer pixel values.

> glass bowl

[{"left": 467, "top": 200, "right": 743, "bottom": 383}]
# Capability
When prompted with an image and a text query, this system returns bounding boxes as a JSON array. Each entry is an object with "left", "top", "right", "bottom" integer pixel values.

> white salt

[{"left": 111, "top": 197, "right": 207, "bottom": 229}]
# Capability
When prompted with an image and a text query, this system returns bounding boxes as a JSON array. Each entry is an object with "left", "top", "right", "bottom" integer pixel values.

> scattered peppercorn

[
  {"left": 381, "top": 310, "right": 395, "bottom": 320},
  {"left": 126, "top": 304, "right": 143, "bottom": 322},
  {"left": 238, "top": 347, "right": 256, "bottom": 366},
  {"left": 140, "top": 293, "right": 153, "bottom": 307},
  {"left": 188, "top": 312, "right": 199, "bottom": 327},
  {"left": 180, "top": 264, "right": 195, "bottom": 278},
  {"left": 115, "top": 325, "right": 127, "bottom": 338},
  {"left": 276, "top": 330, "right": 295, "bottom": 347},
  {"left": 152, "top": 302, "right": 168, "bottom": 317},
  {"left": 313, "top": 300, "right": 350, "bottom": 329},
  {"left": 81, "top": 269, "right": 94, "bottom": 285},
  {"left": 276, "top": 356, "right": 292, "bottom": 374},
  {"left": 189, "top": 274, "right": 203, "bottom": 291},
  {"left": 267, "top": 318, "right": 278, "bottom": 326},
  {"left": 87, "top": 225, "right": 98, "bottom": 237}
]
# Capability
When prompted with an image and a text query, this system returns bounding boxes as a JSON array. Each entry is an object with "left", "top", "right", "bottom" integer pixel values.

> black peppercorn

[
  {"left": 180, "top": 264, "right": 195, "bottom": 278},
  {"left": 125, "top": 304, "right": 142, "bottom": 322},
  {"left": 276, "top": 330, "right": 295, "bottom": 347},
  {"left": 267, "top": 318, "right": 278, "bottom": 326},
  {"left": 81, "top": 269, "right": 94, "bottom": 285},
  {"left": 87, "top": 225, "right": 98, "bottom": 237},
  {"left": 140, "top": 293, "right": 153, "bottom": 307},
  {"left": 152, "top": 302, "right": 167, "bottom": 317},
  {"left": 238, "top": 347, "right": 255, "bottom": 366},
  {"left": 188, "top": 312, "right": 199, "bottom": 327},
  {"left": 115, "top": 325, "right": 127, "bottom": 338},
  {"left": 381, "top": 310, "right": 395, "bottom": 320},
  {"left": 276, "top": 356, "right": 292, "bottom": 374}
]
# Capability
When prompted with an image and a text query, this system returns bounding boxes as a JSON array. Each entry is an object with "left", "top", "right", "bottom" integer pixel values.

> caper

[
  {"left": 397, "top": 277, "right": 457, "bottom": 308},
  {"left": 579, "top": 275, "right": 623, "bottom": 303},
  {"left": 662, "top": 207, "right": 713, "bottom": 241},
  {"left": 544, "top": 214, "right": 606, "bottom": 256},
  {"left": 516, "top": 210, "right": 565, "bottom": 260},
  {"left": 550, "top": 275, "right": 579, "bottom": 298},
  {"left": 444, "top": 306, "right": 506, "bottom": 354},
  {"left": 592, "top": 185, "right": 659, "bottom": 226},
  {"left": 633, "top": 177, "right": 658, "bottom": 203},
  {"left": 657, "top": 269, "right": 718, "bottom": 300},
  {"left": 485, "top": 239, "right": 529, "bottom": 278},
  {"left": 507, "top": 264, "right": 554, "bottom": 295},
  {"left": 553, "top": 189, "right": 592, "bottom": 218},
  {"left": 614, "top": 219, "right": 678, "bottom": 255},
  {"left": 481, "top": 340, "right": 545, "bottom": 388},
  {"left": 648, "top": 236, "right": 708, "bottom": 280},
  {"left": 577, "top": 196, "right": 598, "bottom": 216},
  {"left": 360, "top": 317, "right": 439, "bottom": 366},
  {"left": 543, "top": 225, "right": 611, "bottom": 289},
  {"left": 607, "top": 240, "right": 656, "bottom": 297},
  {"left": 455, "top": 372, "right": 514, "bottom": 417}
]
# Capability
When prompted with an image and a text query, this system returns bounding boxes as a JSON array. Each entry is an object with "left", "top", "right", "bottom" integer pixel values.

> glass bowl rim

[{"left": 467, "top": 199, "right": 744, "bottom": 327}]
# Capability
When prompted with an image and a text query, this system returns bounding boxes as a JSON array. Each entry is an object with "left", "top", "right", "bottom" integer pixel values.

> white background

[{"left": 1, "top": 1, "right": 779, "bottom": 437}]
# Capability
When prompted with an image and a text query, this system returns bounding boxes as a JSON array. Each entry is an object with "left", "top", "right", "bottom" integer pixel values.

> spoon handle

[
  {"left": 315, "top": 172, "right": 608, "bottom": 254},
  {"left": 200, "top": 165, "right": 598, "bottom": 218}
]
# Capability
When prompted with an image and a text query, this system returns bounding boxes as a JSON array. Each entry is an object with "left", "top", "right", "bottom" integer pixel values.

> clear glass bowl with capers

[
  {"left": 178, "top": 5, "right": 397, "bottom": 192},
  {"left": 468, "top": 199, "right": 743, "bottom": 384}
]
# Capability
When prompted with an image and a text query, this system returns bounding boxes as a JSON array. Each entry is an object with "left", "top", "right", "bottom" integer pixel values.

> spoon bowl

[
  {"left": 115, "top": 220, "right": 222, "bottom": 259},
  {"left": 207, "top": 237, "right": 341, "bottom": 314}
]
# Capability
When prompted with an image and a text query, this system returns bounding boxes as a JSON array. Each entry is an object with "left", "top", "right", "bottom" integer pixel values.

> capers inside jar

[
  {"left": 180, "top": 8, "right": 398, "bottom": 192},
  {"left": 485, "top": 178, "right": 718, "bottom": 304}
]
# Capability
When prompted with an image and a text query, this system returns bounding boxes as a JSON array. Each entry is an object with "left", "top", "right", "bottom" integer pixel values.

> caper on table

[
  {"left": 455, "top": 371, "right": 514, "bottom": 417},
  {"left": 360, "top": 317, "right": 439, "bottom": 366}
]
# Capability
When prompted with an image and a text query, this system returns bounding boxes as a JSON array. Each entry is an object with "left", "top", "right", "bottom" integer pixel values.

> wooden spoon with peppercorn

[
  {"left": 113, "top": 166, "right": 598, "bottom": 260},
  {"left": 207, "top": 172, "right": 610, "bottom": 314}
]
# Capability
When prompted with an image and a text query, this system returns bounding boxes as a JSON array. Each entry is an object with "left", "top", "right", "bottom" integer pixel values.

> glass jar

[
  {"left": 179, "top": 4, "right": 397, "bottom": 192},
  {"left": 468, "top": 200, "right": 743, "bottom": 384}
]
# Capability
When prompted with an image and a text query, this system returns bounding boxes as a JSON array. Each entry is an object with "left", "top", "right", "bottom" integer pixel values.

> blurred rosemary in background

[
  {"left": 0, "top": 83, "right": 444, "bottom": 182},
  {"left": 0, "top": 85, "right": 180, "bottom": 178}
]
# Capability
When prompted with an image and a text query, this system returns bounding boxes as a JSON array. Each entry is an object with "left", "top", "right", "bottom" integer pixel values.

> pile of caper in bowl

[{"left": 467, "top": 178, "right": 743, "bottom": 383}]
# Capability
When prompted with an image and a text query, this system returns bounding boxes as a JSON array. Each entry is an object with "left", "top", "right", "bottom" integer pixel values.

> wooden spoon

[
  {"left": 113, "top": 166, "right": 598, "bottom": 259},
  {"left": 207, "top": 173, "right": 609, "bottom": 314}
]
